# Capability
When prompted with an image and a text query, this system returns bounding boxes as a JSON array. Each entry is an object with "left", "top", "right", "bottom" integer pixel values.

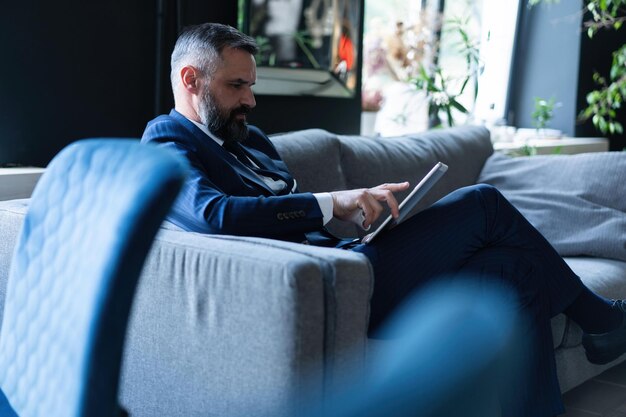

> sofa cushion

[
  {"left": 270, "top": 129, "right": 347, "bottom": 194},
  {"left": 270, "top": 129, "right": 357, "bottom": 238},
  {"left": 338, "top": 126, "right": 493, "bottom": 231},
  {"left": 479, "top": 152, "right": 626, "bottom": 262}
]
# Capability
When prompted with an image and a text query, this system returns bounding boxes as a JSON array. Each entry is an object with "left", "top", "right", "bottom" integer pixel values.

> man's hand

[{"left": 330, "top": 182, "right": 410, "bottom": 229}]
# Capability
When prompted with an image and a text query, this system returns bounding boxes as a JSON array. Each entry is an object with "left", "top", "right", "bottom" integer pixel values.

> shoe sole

[{"left": 585, "top": 349, "right": 624, "bottom": 365}]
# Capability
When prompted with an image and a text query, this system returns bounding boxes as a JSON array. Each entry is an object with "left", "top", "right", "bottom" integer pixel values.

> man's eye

[{"left": 231, "top": 84, "right": 243, "bottom": 89}]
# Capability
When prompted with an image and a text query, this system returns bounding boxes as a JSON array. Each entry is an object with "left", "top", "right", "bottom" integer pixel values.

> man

[{"left": 142, "top": 23, "right": 626, "bottom": 416}]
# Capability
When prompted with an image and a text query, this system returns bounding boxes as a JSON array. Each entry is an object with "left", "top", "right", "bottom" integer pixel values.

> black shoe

[{"left": 582, "top": 300, "right": 626, "bottom": 365}]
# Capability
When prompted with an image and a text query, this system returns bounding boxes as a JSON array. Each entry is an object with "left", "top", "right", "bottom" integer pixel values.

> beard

[{"left": 198, "top": 88, "right": 250, "bottom": 143}]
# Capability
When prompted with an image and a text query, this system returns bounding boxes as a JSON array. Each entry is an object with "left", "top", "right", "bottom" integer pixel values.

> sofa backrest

[{"left": 271, "top": 125, "right": 493, "bottom": 237}]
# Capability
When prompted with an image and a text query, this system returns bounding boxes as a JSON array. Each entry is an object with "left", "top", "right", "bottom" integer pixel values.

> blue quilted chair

[{"left": 0, "top": 140, "right": 186, "bottom": 417}]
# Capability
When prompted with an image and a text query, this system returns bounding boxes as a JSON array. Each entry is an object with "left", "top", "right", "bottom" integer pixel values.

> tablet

[{"left": 361, "top": 162, "right": 448, "bottom": 244}]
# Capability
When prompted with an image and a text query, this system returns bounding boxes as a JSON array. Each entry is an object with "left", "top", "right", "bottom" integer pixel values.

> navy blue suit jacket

[{"left": 141, "top": 110, "right": 338, "bottom": 245}]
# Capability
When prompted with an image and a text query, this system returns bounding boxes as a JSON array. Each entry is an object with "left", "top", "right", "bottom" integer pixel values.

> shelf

[
  {"left": 0, "top": 167, "right": 45, "bottom": 200},
  {"left": 493, "top": 137, "right": 609, "bottom": 155}
]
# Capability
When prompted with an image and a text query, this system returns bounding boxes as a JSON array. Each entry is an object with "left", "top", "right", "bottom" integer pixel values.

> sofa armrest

[
  {"left": 119, "top": 230, "right": 373, "bottom": 417},
  {"left": 0, "top": 200, "right": 30, "bottom": 327}
]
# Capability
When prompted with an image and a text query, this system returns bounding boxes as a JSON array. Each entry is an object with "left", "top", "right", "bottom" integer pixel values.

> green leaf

[
  {"left": 459, "top": 77, "right": 470, "bottom": 94},
  {"left": 419, "top": 65, "right": 429, "bottom": 80},
  {"left": 446, "top": 107, "right": 454, "bottom": 127},
  {"left": 599, "top": 116, "right": 608, "bottom": 132},
  {"left": 450, "top": 99, "right": 469, "bottom": 114},
  {"left": 587, "top": 91, "right": 600, "bottom": 104},
  {"left": 459, "top": 28, "right": 469, "bottom": 42}
]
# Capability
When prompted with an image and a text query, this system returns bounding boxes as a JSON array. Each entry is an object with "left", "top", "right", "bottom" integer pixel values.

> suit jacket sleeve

[{"left": 141, "top": 116, "right": 325, "bottom": 240}]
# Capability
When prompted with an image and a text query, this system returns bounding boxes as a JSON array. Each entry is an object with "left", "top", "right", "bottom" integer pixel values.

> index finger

[{"left": 376, "top": 182, "right": 410, "bottom": 192}]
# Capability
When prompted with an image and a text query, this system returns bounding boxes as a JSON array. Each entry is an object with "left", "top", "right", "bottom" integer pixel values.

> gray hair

[{"left": 170, "top": 23, "right": 258, "bottom": 90}]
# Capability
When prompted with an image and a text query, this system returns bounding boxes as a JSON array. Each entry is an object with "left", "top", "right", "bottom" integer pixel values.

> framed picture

[{"left": 239, "top": 0, "right": 362, "bottom": 97}]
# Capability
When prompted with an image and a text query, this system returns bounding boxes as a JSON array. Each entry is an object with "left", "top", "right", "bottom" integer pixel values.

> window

[{"left": 361, "top": 0, "right": 520, "bottom": 136}]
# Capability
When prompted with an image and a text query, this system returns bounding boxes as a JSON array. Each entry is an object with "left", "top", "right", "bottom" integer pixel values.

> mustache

[{"left": 232, "top": 106, "right": 251, "bottom": 117}]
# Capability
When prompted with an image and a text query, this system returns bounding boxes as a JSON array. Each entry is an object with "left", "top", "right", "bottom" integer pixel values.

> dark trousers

[{"left": 351, "top": 184, "right": 584, "bottom": 417}]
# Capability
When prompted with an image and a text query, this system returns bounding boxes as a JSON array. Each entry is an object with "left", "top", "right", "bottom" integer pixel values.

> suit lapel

[
  {"left": 242, "top": 146, "right": 293, "bottom": 184},
  {"left": 169, "top": 110, "right": 277, "bottom": 195}
]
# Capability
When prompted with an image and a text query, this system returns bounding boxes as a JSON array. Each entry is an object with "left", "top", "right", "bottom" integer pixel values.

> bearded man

[{"left": 141, "top": 23, "right": 626, "bottom": 417}]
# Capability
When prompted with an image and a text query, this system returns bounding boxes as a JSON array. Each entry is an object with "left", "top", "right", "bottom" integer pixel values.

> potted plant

[
  {"left": 530, "top": 0, "right": 625, "bottom": 136},
  {"left": 410, "top": 17, "right": 482, "bottom": 129},
  {"left": 530, "top": 96, "right": 562, "bottom": 138}
]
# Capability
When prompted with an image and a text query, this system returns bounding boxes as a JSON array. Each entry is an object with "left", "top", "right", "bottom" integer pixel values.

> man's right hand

[{"left": 330, "top": 182, "right": 410, "bottom": 229}]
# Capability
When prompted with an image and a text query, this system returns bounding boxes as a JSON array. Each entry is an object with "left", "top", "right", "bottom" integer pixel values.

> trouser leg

[
  {"left": 351, "top": 183, "right": 583, "bottom": 331},
  {"left": 350, "top": 184, "right": 575, "bottom": 416},
  {"left": 456, "top": 246, "right": 563, "bottom": 417}
]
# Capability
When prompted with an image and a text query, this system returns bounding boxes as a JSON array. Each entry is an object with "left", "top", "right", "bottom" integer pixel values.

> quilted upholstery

[{"left": 0, "top": 140, "right": 186, "bottom": 417}]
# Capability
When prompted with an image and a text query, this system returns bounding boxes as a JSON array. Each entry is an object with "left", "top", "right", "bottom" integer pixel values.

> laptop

[{"left": 361, "top": 162, "right": 448, "bottom": 244}]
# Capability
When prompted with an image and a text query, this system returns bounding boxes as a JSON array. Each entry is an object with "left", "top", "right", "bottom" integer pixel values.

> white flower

[{"left": 432, "top": 92, "right": 450, "bottom": 106}]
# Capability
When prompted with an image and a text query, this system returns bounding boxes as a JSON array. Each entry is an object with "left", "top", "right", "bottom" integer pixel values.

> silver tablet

[{"left": 361, "top": 162, "right": 448, "bottom": 244}]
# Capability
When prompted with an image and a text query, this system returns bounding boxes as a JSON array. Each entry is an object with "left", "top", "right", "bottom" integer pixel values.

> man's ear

[{"left": 181, "top": 66, "right": 201, "bottom": 93}]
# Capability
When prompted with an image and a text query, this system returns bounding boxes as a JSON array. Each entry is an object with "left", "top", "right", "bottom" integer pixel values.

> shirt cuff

[
  {"left": 313, "top": 192, "right": 371, "bottom": 231},
  {"left": 313, "top": 192, "right": 334, "bottom": 225}
]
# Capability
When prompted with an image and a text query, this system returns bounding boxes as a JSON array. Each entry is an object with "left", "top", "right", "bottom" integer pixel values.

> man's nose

[{"left": 242, "top": 87, "right": 256, "bottom": 108}]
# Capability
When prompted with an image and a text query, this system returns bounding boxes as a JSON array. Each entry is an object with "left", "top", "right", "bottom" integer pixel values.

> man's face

[{"left": 198, "top": 47, "right": 257, "bottom": 143}]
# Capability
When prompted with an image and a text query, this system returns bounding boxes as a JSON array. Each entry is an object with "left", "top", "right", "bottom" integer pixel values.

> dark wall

[
  {"left": 154, "top": 0, "right": 240, "bottom": 114},
  {"left": 0, "top": 0, "right": 157, "bottom": 167},
  {"left": 575, "top": 27, "right": 626, "bottom": 151},
  {"left": 508, "top": 2, "right": 582, "bottom": 136},
  {"left": 0, "top": 0, "right": 244, "bottom": 167},
  {"left": 250, "top": 95, "right": 361, "bottom": 134}
]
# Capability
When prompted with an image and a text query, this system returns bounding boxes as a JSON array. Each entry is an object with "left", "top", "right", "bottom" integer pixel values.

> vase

[{"left": 360, "top": 111, "right": 378, "bottom": 136}]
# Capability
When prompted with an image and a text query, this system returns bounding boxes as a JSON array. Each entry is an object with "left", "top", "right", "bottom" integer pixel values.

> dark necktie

[
  {"left": 222, "top": 140, "right": 255, "bottom": 169},
  {"left": 222, "top": 141, "right": 294, "bottom": 195}
]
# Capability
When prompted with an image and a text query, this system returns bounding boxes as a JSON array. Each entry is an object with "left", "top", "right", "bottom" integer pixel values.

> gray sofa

[{"left": 0, "top": 125, "right": 624, "bottom": 416}]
